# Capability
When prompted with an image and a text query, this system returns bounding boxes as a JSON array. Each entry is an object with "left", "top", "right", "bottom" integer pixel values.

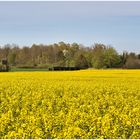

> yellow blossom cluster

[{"left": 0, "top": 70, "right": 140, "bottom": 138}]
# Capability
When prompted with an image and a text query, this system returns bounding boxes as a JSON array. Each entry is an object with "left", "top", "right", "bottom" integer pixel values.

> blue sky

[{"left": 0, "top": 1, "right": 140, "bottom": 53}]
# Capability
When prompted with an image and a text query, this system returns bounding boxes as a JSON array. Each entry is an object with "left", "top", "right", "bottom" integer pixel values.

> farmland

[{"left": 0, "top": 70, "right": 140, "bottom": 139}]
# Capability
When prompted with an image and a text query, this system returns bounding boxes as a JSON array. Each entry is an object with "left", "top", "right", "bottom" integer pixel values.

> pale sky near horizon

[{"left": 0, "top": 1, "right": 140, "bottom": 53}]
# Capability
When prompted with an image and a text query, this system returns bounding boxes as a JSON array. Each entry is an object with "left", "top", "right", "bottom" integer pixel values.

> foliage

[
  {"left": 125, "top": 53, "right": 140, "bottom": 69},
  {"left": 75, "top": 54, "right": 89, "bottom": 69},
  {"left": 0, "top": 43, "right": 140, "bottom": 69},
  {"left": 0, "top": 70, "right": 140, "bottom": 138},
  {"left": 92, "top": 44, "right": 121, "bottom": 69}
]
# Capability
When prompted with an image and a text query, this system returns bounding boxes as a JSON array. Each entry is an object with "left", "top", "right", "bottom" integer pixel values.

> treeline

[{"left": 0, "top": 42, "right": 140, "bottom": 69}]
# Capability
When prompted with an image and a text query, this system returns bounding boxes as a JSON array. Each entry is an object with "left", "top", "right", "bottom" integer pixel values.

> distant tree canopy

[{"left": 0, "top": 42, "right": 140, "bottom": 69}]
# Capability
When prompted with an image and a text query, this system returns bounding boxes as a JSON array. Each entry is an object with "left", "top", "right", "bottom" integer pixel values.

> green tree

[
  {"left": 103, "top": 46, "right": 121, "bottom": 68},
  {"left": 92, "top": 44, "right": 105, "bottom": 69},
  {"left": 8, "top": 53, "right": 16, "bottom": 66},
  {"left": 75, "top": 54, "right": 89, "bottom": 69}
]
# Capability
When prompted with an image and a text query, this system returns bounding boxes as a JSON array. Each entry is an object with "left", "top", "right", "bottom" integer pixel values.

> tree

[
  {"left": 103, "top": 46, "right": 121, "bottom": 68},
  {"left": 31, "top": 44, "right": 42, "bottom": 66},
  {"left": 138, "top": 54, "right": 140, "bottom": 59},
  {"left": 120, "top": 51, "right": 129, "bottom": 68},
  {"left": 125, "top": 52, "right": 140, "bottom": 69},
  {"left": 91, "top": 44, "right": 120, "bottom": 68},
  {"left": 18, "top": 46, "right": 31, "bottom": 66},
  {"left": 0, "top": 42, "right": 139, "bottom": 69},
  {"left": 92, "top": 44, "right": 106, "bottom": 69},
  {"left": 2, "top": 44, "right": 11, "bottom": 59},
  {"left": 8, "top": 53, "right": 16, "bottom": 66},
  {"left": 75, "top": 54, "right": 89, "bottom": 69}
]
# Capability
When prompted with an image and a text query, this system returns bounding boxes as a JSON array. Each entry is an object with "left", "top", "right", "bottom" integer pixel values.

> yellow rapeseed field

[{"left": 0, "top": 70, "right": 140, "bottom": 139}]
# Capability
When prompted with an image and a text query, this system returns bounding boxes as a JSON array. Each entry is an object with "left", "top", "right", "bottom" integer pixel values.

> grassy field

[{"left": 0, "top": 70, "right": 140, "bottom": 138}]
